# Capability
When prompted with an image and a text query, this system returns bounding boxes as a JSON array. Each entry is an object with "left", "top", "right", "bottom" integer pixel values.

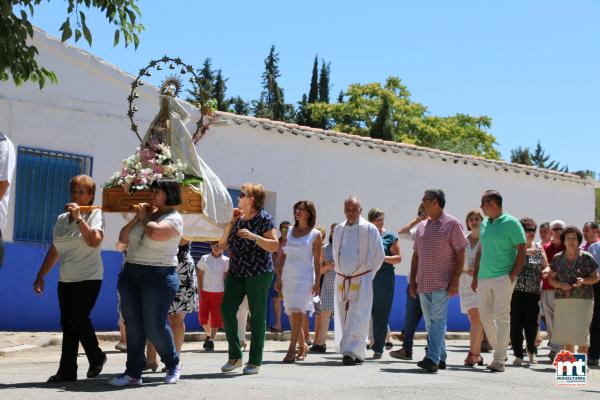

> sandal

[
  {"left": 283, "top": 353, "right": 296, "bottom": 363},
  {"left": 47, "top": 374, "right": 77, "bottom": 383},
  {"left": 464, "top": 352, "right": 484, "bottom": 367},
  {"left": 296, "top": 344, "right": 309, "bottom": 361}
]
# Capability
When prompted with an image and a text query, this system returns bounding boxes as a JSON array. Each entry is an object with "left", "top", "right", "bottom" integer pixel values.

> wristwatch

[{"left": 76, "top": 218, "right": 83, "bottom": 224}]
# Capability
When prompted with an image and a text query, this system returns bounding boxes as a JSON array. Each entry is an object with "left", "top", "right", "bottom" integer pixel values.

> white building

[{"left": 0, "top": 28, "right": 595, "bottom": 331}]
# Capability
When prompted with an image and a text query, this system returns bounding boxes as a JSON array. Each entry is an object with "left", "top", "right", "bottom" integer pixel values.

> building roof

[{"left": 212, "top": 111, "right": 587, "bottom": 185}]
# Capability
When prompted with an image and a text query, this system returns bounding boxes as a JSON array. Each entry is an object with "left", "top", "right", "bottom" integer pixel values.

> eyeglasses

[
  {"left": 480, "top": 199, "right": 492, "bottom": 206},
  {"left": 524, "top": 228, "right": 536, "bottom": 233},
  {"left": 552, "top": 227, "right": 564, "bottom": 232}
]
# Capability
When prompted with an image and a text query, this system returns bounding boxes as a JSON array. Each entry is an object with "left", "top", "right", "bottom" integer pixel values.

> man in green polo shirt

[{"left": 472, "top": 190, "right": 526, "bottom": 372}]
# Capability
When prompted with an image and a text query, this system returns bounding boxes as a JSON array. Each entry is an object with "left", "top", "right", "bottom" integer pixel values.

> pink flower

[
  {"left": 139, "top": 148, "right": 157, "bottom": 163},
  {"left": 152, "top": 164, "right": 165, "bottom": 174}
]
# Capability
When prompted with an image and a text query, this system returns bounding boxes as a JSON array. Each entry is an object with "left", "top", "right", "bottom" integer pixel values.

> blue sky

[{"left": 25, "top": 0, "right": 600, "bottom": 174}]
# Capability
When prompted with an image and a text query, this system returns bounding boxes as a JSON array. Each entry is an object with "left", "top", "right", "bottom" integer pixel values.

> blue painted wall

[{"left": 1, "top": 242, "right": 473, "bottom": 332}]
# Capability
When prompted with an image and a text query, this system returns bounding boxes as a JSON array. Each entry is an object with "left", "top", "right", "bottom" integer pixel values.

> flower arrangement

[{"left": 106, "top": 140, "right": 201, "bottom": 194}]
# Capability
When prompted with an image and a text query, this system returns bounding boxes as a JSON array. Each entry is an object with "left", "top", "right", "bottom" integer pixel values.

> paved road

[{"left": 1, "top": 339, "right": 598, "bottom": 399}]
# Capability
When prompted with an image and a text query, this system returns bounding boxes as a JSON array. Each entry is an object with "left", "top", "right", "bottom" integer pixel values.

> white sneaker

[
  {"left": 528, "top": 353, "right": 537, "bottom": 365},
  {"left": 221, "top": 359, "right": 243, "bottom": 372},
  {"left": 243, "top": 364, "right": 260, "bottom": 375},
  {"left": 512, "top": 357, "right": 523, "bottom": 366},
  {"left": 164, "top": 364, "right": 181, "bottom": 384},
  {"left": 108, "top": 373, "right": 142, "bottom": 387}
]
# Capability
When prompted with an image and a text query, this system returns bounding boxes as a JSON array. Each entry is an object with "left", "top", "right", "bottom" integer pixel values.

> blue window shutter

[{"left": 14, "top": 147, "right": 93, "bottom": 243}]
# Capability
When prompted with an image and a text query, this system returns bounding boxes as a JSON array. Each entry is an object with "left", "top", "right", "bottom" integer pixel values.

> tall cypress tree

[
  {"left": 318, "top": 60, "right": 330, "bottom": 103},
  {"left": 337, "top": 90, "right": 344, "bottom": 103},
  {"left": 370, "top": 95, "right": 393, "bottom": 140},
  {"left": 308, "top": 55, "right": 319, "bottom": 104},
  {"left": 213, "top": 69, "right": 228, "bottom": 111}
]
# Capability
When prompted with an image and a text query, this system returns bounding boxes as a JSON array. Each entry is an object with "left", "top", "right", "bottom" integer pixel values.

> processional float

[{"left": 92, "top": 56, "right": 233, "bottom": 241}]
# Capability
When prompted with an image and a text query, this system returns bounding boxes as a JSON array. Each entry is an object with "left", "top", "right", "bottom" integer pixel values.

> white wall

[
  {"left": 198, "top": 122, "right": 595, "bottom": 274},
  {"left": 1, "top": 29, "right": 595, "bottom": 269}
]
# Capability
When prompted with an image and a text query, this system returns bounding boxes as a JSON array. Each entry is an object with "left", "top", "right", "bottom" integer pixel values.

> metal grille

[{"left": 14, "top": 146, "right": 93, "bottom": 243}]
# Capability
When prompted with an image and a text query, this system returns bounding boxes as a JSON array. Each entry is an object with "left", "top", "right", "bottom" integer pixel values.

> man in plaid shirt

[{"left": 410, "top": 189, "right": 467, "bottom": 373}]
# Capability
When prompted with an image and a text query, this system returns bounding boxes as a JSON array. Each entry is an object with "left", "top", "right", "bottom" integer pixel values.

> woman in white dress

[
  {"left": 275, "top": 201, "right": 322, "bottom": 363},
  {"left": 461, "top": 209, "right": 485, "bottom": 367}
]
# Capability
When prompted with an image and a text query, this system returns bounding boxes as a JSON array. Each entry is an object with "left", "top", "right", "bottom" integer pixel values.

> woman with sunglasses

[
  {"left": 510, "top": 218, "right": 549, "bottom": 366},
  {"left": 219, "top": 183, "right": 279, "bottom": 375}
]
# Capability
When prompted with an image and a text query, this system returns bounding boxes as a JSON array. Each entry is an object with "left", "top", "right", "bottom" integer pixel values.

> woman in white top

[
  {"left": 33, "top": 175, "right": 106, "bottom": 383},
  {"left": 275, "top": 201, "right": 322, "bottom": 363},
  {"left": 109, "top": 179, "right": 184, "bottom": 387},
  {"left": 460, "top": 209, "right": 484, "bottom": 367}
]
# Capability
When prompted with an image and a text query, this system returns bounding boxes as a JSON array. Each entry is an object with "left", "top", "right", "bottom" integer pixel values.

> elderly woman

[
  {"left": 275, "top": 201, "right": 322, "bottom": 363},
  {"left": 368, "top": 208, "right": 401, "bottom": 359},
  {"left": 549, "top": 226, "right": 599, "bottom": 354},
  {"left": 219, "top": 183, "right": 279, "bottom": 375},
  {"left": 109, "top": 179, "right": 184, "bottom": 387},
  {"left": 461, "top": 210, "right": 484, "bottom": 366},
  {"left": 33, "top": 175, "right": 106, "bottom": 383},
  {"left": 510, "top": 218, "right": 549, "bottom": 366}
]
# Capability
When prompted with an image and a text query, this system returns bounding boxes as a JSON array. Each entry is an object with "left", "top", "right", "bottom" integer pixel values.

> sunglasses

[
  {"left": 552, "top": 227, "right": 564, "bottom": 231},
  {"left": 239, "top": 192, "right": 248, "bottom": 199},
  {"left": 524, "top": 228, "right": 536, "bottom": 233}
]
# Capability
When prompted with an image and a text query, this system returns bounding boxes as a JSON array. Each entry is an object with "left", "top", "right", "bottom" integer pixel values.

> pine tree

[
  {"left": 318, "top": 60, "right": 330, "bottom": 103},
  {"left": 370, "top": 95, "right": 393, "bottom": 140},
  {"left": 530, "top": 141, "right": 566, "bottom": 171},
  {"left": 337, "top": 90, "right": 344, "bottom": 103},
  {"left": 296, "top": 94, "right": 311, "bottom": 126},
  {"left": 257, "top": 45, "right": 287, "bottom": 121},
  {"left": 229, "top": 96, "right": 249, "bottom": 115},
  {"left": 213, "top": 69, "right": 228, "bottom": 111},
  {"left": 510, "top": 146, "right": 532, "bottom": 165},
  {"left": 308, "top": 55, "right": 319, "bottom": 104},
  {"left": 199, "top": 58, "right": 214, "bottom": 97}
]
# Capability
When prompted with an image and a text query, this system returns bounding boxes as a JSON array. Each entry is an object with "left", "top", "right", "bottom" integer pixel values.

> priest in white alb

[{"left": 332, "top": 196, "right": 385, "bottom": 365}]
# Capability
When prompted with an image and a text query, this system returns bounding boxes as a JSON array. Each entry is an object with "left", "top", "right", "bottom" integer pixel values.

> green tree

[
  {"left": 199, "top": 58, "right": 214, "bottom": 97},
  {"left": 310, "top": 76, "right": 499, "bottom": 158},
  {"left": 308, "top": 55, "right": 319, "bottom": 104},
  {"left": 530, "top": 141, "right": 567, "bottom": 171},
  {"left": 337, "top": 90, "right": 344, "bottom": 103},
  {"left": 256, "top": 45, "right": 289, "bottom": 121},
  {"left": 1, "top": 0, "right": 143, "bottom": 89},
  {"left": 510, "top": 146, "right": 532, "bottom": 165},
  {"left": 370, "top": 94, "right": 393, "bottom": 140},
  {"left": 228, "top": 96, "right": 249, "bottom": 115},
  {"left": 318, "top": 60, "right": 330, "bottom": 103},
  {"left": 296, "top": 94, "right": 311, "bottom": 126},
  {"left": 213, "top": 69, "right": 228, "bottom": 111}
]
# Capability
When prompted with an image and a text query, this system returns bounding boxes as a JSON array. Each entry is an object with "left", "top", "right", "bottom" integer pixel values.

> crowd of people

[{"left": 29, "top": 174, "right": 600, "bottom": 386}]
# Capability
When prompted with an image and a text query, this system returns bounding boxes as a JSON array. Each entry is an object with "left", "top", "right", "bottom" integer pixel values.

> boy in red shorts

[{"left": 197, "top": 242, "right": 229, "bottom": 351}]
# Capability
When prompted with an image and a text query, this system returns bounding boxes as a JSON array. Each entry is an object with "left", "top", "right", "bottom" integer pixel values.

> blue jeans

[
  {"left": 419, "top": 289, "right": 448, "bottom": 364},
  {"left": 403, "top": 286, "right": 423, "bottom": 352},
  {"left": 118, "top": 263, "right": 179, "bottom": 379}
]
